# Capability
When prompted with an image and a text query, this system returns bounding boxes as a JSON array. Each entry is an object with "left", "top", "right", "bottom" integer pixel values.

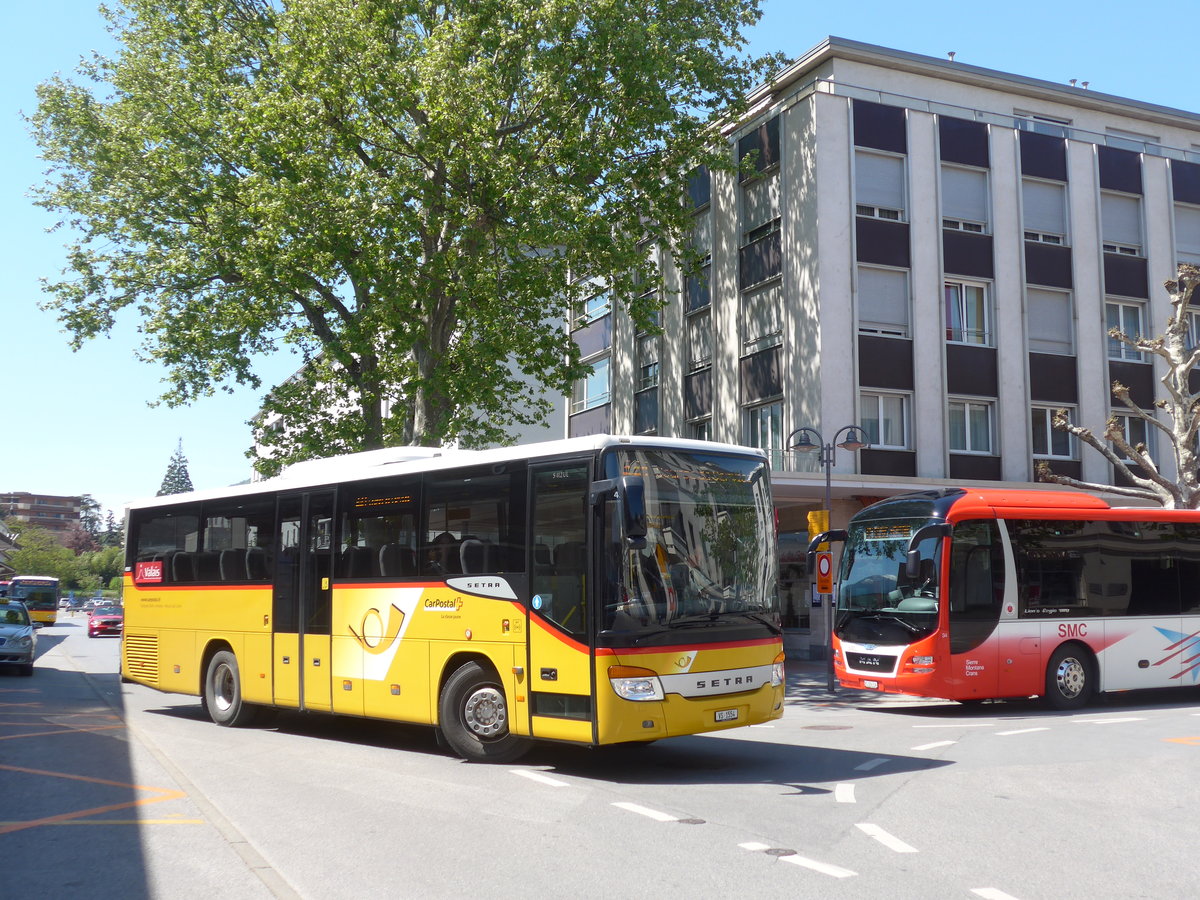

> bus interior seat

[
  {"left": 219, "top": 548, "right": 247, "bottom": 581},
  {"left": 533, "top": 542, "right": 553, "bottom": 573},
  {"left": 379, "top": 543, "right": 416, "bottom": 577},
  {"left": 460, "top": 539, "right": 495, "bottom": 575},
  {"left": 194, "top": 552, "right": 221, "bottom": 582},
  {"left": 245, "top": 547, "right": 271, "bottom": 581},
  {"left": 342, "top": 545, "right": 377, "bottom": 578},
  {"left": 169, "top": 551, "right": 195, "bottom": 583}
]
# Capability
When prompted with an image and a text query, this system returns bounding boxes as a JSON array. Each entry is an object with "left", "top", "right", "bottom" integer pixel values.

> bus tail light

[
  {"left": 608, "top": 666, "right": 664, "bottom": 701},
  {"left": 771, "top": 652, "right": 786, "bottom": 686},
  {"left": 907, "top": 654, "right": 935, "bottom": 674}
]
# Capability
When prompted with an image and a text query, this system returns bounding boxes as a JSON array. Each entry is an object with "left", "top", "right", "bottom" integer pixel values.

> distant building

[{"left": 0, "top": 492, "right": 83, "bottom": 539}]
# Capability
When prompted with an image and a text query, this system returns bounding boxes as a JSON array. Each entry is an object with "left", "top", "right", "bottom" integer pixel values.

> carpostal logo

[{"left": 425, "top": 596, "right": 465, "bottom": 611}]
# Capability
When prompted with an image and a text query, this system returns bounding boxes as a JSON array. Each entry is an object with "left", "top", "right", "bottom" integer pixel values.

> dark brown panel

[
  {"left": 572, "top": 315, "right": 611, "bottom": 358},
  {"left": 1019, "top": 130, "right": 1068, "bottom": 182},
  {"left": 860, "top": 449, "right": 917, "bottom": 477},
  {"left": 684, "top": 368, "right": 712, "bottom": 420},
  {"left": 739, "top": 228, "right": 782, "bottom": 290},
  {"left": 1104, "top": 253, "right": 1149, "bottom": 298},
  {"left": 858, "top": 335, "right": 914, "bottom": 390},
  {"left": 1098, "top": 146, "right": 1142, "bottom": 195},
  {"left": 856, "top": 218, "right": 910, "bottom": 268},
  {"left": 943, "top": 231, "right": 994, "bottom": 279},
  {"left": 634, "top": 389, "right": 658, "bottom": 435},
  {"left": 938, "top": 116, "right": 989, "bottom": 168},
  {"left": 687, "top": 165, "right": 711, "bottom": 209},
  {"left": 949, "top": 454, "right": 1003, "bottom": 481},
  {"left": 1172, "top": 160, "right": 1200, "bottom": 205},
  {"left": 1108, "top": 360, "right": 1154, "bottom": 408},
  {"left": 1024, "top": 241, "right": 1073, "bottom": 288},
  {"left": 1036, "top": 459, "right": 1081, "bottom": 481},
  {"left": 1028, "top": 352, "right": 1078, "bottom": 403},
  {"left": 853, "top": 100, "right": 906, "bottom": 154},
  {"left": 738, "top": 117, "right": 780, "bottom": 180},
  {"left": 740, "top": 347, "right": 782, "bottom": 405},
  {"left": 946, "top": 344, "right": 998, "bottom": 396},
  {"left": 568, "top": 405, "right": 610, "bottom": 438}
]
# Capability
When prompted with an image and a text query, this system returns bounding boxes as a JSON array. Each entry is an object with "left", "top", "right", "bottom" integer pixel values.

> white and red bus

[{"left": 814, "top": 488, "right": 1200, "bottom": 708}]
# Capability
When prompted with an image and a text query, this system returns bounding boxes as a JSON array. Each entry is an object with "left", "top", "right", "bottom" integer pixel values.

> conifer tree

[{"left": 157, "top": 440, "right": 194, "bottom": 496}]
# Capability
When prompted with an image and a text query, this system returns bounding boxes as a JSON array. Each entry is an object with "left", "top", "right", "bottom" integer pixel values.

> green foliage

[
  {"left": 31, "top": 0, "right": 781, "bottom": 472},
  {"left": 5, "top": 520, "right": 76, "bottom": 583}
]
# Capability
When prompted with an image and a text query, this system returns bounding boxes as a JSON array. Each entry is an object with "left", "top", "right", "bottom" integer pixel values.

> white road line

[
  {"left": 856, "top": 822, "right": 918, "bottom": 853},
  {"left": 972, "top": 888, "right": 1020, "bottom": 900},
  {"left": 611, "top": 802, "right": 678, "bottom": 822},
  {"left": 913, "top": 722, "right": 995, "bottom": 728},
  {"left": 995, "top": 727, "right": 1050, "bottom": 736},
  {"left": 834, "top": 783, "right": 856, "bottom": 803},
  {"left": 739, "top": 842, "right": 771, "bottom": 852},
  {"left": 749, "top": 723, "right": 775, "bottom": 728},
  {"left": 912, "top": 740, "right": 957, "bottom": 751},
  {"left": 854, "top": 757, "right": 889, "bottom": 771},
  {"left": 509, "top": 769, "right": 569, "bottom": 788},
  {"left": 1076, "top": 717, "right": 1146, "bottom": 725},
  {"left": 779, "top": 855, "right": 857, "bottom": 878}
]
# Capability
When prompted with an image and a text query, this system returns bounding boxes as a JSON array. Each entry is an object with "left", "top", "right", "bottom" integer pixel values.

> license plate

[
  {"left": 714, "top": 708, "right": 738, "bottom": 722},
  {"left": 864, "top": 680, "right": 879, "bottom": 689}
]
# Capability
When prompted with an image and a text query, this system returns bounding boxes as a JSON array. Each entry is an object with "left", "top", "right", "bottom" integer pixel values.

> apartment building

[
  {"left": 566, "top": 37, "right": 1200, "bottom": 656},
  {"left": 0, "top": 492, "right": 83, "bottom": 538}
]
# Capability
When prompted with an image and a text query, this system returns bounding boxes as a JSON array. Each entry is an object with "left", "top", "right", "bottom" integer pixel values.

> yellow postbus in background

[
  {"left": 121, "top": 436, "right": 785, "bottom": 761},
  {"left": 9, "top": 575, "right": 60, "bottom": 626}
]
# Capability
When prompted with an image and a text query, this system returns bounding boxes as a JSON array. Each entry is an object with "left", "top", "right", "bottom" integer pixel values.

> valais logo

[{"left": 135, "top": 561, "right": 164, "bottom": 583}]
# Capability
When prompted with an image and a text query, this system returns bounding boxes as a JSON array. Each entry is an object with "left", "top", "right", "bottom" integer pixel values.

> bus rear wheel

[
  {"left": 439, "top": 661, "right": 530, "bottom": 763},
  {"left": 1044, "top": 644, "right": 1094, "bottom": 710},
  {"left": 203, "top": 650, "right": 260, "bottom": 727}
]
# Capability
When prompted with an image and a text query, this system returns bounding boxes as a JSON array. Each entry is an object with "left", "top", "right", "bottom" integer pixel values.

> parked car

[
  {"left": 0, "top": 599, "right": 36, "bottom": 675},
  {"left": 87, "top": 605, "right": 124, "bottom": 638}
]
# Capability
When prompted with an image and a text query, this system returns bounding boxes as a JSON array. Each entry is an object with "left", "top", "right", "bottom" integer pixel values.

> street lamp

[{"left": 787, "top": 424, "right": 868, "bottom": 692}]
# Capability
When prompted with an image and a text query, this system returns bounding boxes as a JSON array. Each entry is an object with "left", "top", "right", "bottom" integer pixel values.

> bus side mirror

[
  {"left": 621, "top": 476, "right": 647, "bottom": 548},
  {"left": 905, "top": 549, "right": 922, "bottom": 580}
]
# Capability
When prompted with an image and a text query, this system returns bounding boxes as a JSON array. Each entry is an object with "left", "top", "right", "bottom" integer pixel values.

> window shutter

[
  {"left": 942, "top": 167, "right": 988, "bottom": 224},
  {"left": 857, "top": 267, "right": 909, "bottom": 333},
  {"left": 1102, "top": 192, "right": 1142, "bottom": 246},
  {"left": 1022, "top": 179, "right": 1066, "bottom": 234},
  {"left": 855, "top": 151, "right": 905, "bottom": 211},
  {"left": 1027, "top": 289, "right": 1073, "bottom": 354}
]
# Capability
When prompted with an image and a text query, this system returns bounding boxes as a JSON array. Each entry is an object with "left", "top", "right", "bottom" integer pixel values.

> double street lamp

[{"left": 786, "top": 424, "right": 868, "bottom": 691}]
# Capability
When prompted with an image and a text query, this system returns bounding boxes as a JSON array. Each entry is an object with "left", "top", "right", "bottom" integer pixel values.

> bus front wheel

[
  {"left": 1044, "top": 644, "right": 1094, "bottom": 710},
  {"left": 438, "top": 661, "right": 530, "bottom": 763},
  {"left": 203, "top": 650, "right": 259, "bottom": 727}
]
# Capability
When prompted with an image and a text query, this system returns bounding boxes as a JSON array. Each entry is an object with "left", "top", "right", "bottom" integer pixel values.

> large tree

[
  {"left": 157, "top": 440, "right": 194, "bottom": 495},
  {"left": 31, "top": 0, "right": 780, "bottom": 474},
  {"left": 1038, "top": 264, "right": 1200, "bottom": 507}
]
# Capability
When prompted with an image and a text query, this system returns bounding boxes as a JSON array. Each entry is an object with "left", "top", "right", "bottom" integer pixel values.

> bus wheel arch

[
  {"left": 202, "top": 645, "right": 260, "bottom": 727},
  {"left": 1044, "top": 642, "right": 1096, "bottom": 710},
  {"left": 437, "top": 657, "right": 530, "bottom": 763}
]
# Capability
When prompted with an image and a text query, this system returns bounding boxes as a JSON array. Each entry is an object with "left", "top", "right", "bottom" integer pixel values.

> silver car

[{"left": 0, "top": 600, "right": 36, "bottom": 676}]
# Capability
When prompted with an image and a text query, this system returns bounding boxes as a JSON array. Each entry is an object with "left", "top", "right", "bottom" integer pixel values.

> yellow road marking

[{"left": 1165, "top": 736, "right": 1200, "bottom": 745}]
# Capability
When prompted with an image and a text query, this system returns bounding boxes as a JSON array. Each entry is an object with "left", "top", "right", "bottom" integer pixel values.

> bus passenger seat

[
  {"left": 379, "top": 543, "right": 416, "bottom": 577},
  {"left": 460, "top": 539, "right": 494, "bottom": 574},
  {"left": 245, "top": 547, "right": 271, "bottom": 581},
  {"left": 342, "top": 545, "right": 376, "bottom": 578},
  {"left": 171, "top": 552, "right": 195, "bottom": 583},
  {"left": 219, "top": 548, "right": 247, "bottom": 582}
]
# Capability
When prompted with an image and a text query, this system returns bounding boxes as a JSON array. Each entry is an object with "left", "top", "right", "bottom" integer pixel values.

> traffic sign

[{"left": 816, "top": 551, "right": 833, "bottom": 594}]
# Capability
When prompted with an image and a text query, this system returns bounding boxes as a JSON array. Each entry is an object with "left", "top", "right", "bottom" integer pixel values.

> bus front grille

[
  {"left": 124, "top": 634, "right": 160, "bottom": 685},
  {"left": 846, "top": 652, "right": 897, "bottom": 672}
]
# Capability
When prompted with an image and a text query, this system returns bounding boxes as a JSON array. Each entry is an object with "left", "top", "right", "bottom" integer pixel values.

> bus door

[
  {"left": 526, "top": 462, "right": 595, "bottom": 743},
  {"left": 273, "top": 491, "right": 335, "bottom": 712}
]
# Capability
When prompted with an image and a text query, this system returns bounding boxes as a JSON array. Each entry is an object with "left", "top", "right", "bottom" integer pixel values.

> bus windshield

[
  {"left": 601, "top": 447, "right": 779, "bottom": 635},
  {"left": 10, "top": 578, "right": 59, "bottom": 611},
  {"left": 837, "top": 518, "right": 941, "bottom": 645}
]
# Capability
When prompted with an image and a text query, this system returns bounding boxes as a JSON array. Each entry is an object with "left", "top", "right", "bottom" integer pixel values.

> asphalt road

[{"left": 5, "top": 615, "right": 1200, "bottom": 899}]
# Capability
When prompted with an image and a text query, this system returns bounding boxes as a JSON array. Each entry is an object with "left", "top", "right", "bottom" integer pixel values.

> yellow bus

[
  {"left": 121, "top": 436, "right": 785, "bottom": 761},
  {"left": 9, "top": 575, "right": 60, "bottom": 626}
]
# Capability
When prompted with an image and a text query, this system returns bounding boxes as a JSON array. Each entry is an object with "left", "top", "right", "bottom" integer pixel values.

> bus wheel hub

[{"left": 464, "top": 687, "right": 506, "bottom": 738}]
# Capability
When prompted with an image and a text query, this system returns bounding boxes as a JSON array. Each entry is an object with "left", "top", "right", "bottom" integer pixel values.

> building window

[
  {"left": 742, "top": 283, "right": 782, "bottom": 353},
  {"left": 1027, "top": 288, "right": 1074, "bottom": 355},
  {"left": 1184, "top": 308, "right": 1200, "bottom": 350},
  {"left": 572, "top": 290, "right": 611, "bottom": 329},
  {"left": 1105, "top": 299, "right": 1145, "bottom": 361},
  {"left": 948, "top": 398, "right": 994, "bottom": 454},
  {"left": 690, "top": 418, "right": 712, "bottom": 442},
  {"left": 1015, "top": 111, "right": 1070, "bottom": 137},
  {"left": 860, "top": 392, "right": 910, "bottom": 450},
  {"left": 1022, "top": 178, "right": 1068, "bottom": 245},
  {"left": 945, "top": 280, "right": 991, "bottom": 345},
  {"left": 1112, "top": 412, "right": 1153, "bottom": 462},
  {"left": 637, "top": 334, "right": 660, "bottom": 391},
  {"left": 941, "top": 165, "right": 989, "bottom": 232},
  {"left": 572, "top": 354, "right": 610, "bottom": 412},
  {"left": 855, "top": 150, "right": 906, "bottom": 221},
  {"left": 1031, "top": 406, "right": 1075, "bottom": 459},
  {"left": 1101, "top": 191, "right": 1142, "bottom": 256},
  {"left": 738, "top": 117, "right": 780, "bottom": 180},
  {"left": 1175, "top": 203, "right": 1200, "bottom": 266},
  {"left": 687, "top": 165, "right": 711, "bottom": 210},
  {"left": 745, "top": 401, "right": 784, "bottom": 469},
  {"left": 687, "top": 309, "right": 712, "bottom": 371},
  {"left": 685, "top": 260, "right": 711, "bottom": 312},
  {"left": 739, "top": 219, "right": 782, "bottom": 289},
  {"left": 857, "top": 266, "right": 910, "bottom": 337}
]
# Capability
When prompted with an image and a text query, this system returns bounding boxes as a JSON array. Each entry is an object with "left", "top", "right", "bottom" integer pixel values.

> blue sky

[{"left": 1, "top": 0, "right": 1193, "bottom": 519}]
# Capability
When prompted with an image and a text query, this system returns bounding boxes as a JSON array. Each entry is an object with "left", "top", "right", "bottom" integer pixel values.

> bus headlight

[
  {"left": 771, "top": 652, "right": 786, "bottom": 686},
  {"left": 608, "top": 666, "right": 664, "bottom": 701},
  {"left": 911, "top": 656, "right": 934, "bottom": 666}
]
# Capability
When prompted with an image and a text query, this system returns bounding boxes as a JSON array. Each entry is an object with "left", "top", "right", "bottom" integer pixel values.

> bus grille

[
  {"left": 846, "top": 652, "right": 897, "bottom": 673},
  {"left": 124, "top": 634, "right": 160, "bottom": 685}
]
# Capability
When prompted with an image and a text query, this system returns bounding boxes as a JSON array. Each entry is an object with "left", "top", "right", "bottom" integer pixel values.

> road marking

[
  {"left": 612, "top": 802, "right": 678, "bottom": 822},
  {"left": 913, "top": 722, "right": 994, "bottom": 728},
  {"left": 854, "top": 757, "right": 889, "bottom": 771},
  {"left": 0, "top": 818, "right": 205, "bottom": 826},
  {"left": 996, "top": 727, "right": 1050, "bottom": 736},
  {"left": 972, "top": 888, "right": 1019, "bottom": 900},
  {"left": 1165, "top": 736, "right": 1200, "bottom": 745},
  {"left": 834, "top": 784, "right": 856, "bottom": 803},
  {"left": 779, "top": 855, "right": 857, "bottom": 878},
  {"left": 1076, "top": 717, "right": 1145, "bottom": 725},
  {"left": 856, "top": 823, "right": 917, "bottom": 853},
  {"left": 912, "top": 740, "right": 956, "bottom": 751},
  {"left": 739, "top": 842, "right": 771, "bottom": 851},
  {"left": 509, "top": 768, "right": 568, "bottom": 787}
]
